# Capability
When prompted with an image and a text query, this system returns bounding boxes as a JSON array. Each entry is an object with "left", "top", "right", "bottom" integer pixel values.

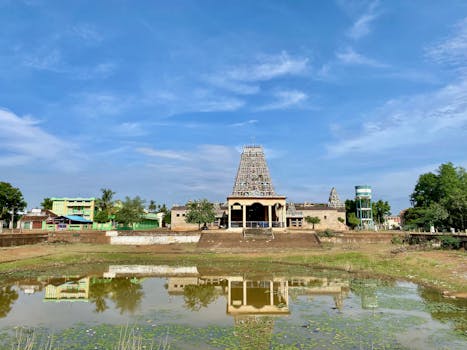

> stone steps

[{"left": 243, "top": 227, "right": 274, "bottom": 240}]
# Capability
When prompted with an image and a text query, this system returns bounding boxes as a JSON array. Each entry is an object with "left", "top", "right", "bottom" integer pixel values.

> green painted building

[{"left": 51, "top": 197, "right": 96, "bottom": 221}]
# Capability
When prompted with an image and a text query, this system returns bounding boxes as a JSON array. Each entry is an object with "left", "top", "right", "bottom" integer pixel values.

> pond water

[{"left": 0, "top": 264, "right": 466, "bottom": 349}]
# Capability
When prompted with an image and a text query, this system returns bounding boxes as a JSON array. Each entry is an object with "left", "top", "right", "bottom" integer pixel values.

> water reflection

[
  {"left": 1, "top": 264, "right": 466, "bottom": 341},
  {"left": 0, "top": 286, "right": 18, "bottom": 318}
]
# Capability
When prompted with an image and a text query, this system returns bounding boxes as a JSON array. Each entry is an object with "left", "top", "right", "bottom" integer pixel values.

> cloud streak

[
  {"left": 347, "top": 1, "right": 380, "bottom": 40},
  {"left": 426, "top": 17, "right": 467, "bottom": 67},
  {"left": 0, "top": 108, "right": 78, "bottom": 166},
  {"left": 256, "top": 90, "right": 307, "bottom": 111},
  {"left": 326, "top": 78, "right": 467, "bottom": 157},
  {"left": 225, "top": 52, "right": 309, "bottom": 82},
  {"left": 336, "top": 47, "right": 388, "bottom": 68}
]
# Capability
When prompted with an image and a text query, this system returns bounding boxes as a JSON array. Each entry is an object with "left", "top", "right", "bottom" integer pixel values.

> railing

[{"left": 230, "top": 221, "right": 286, "bottom": 228}]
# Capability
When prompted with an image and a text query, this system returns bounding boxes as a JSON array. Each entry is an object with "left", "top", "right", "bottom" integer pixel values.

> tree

[
  {"left": 372, "top": 200, "right": 391, "bottom": 224},
  {"left": 109, "top": 278, "right": 144, "bottom": 315},
  {"left": 408, "top": 163, "right": 467, "bottom": 230},
  {"left": 41, "top": 197, "right": 53, "bottom": 210},
  {"left": 94, "top": 210, "right": 111, "bottom": 223},
  {"left": 0, "top": 182, "right": 27, "bottom": 226},
  {"left": 305, "top": 216, "right": 320, "bottom": 230},
  {"left": 148, "top": 200, "right": 159, "bottom": 213},
  {"left": 114, "top": 196, "right": 145, "bottom": 226},
  {"left": 96, "top": 188, "right": 115, "bottom": 212},
  {"left": 159, "top": 204, "right": 171, "bottom": 226},
  {"left": 185, "top": 199, "right": 216, "bottom": 230},
  {"left": 346, "top": 213, "right": 360, "bottom": 229},
  {"left": 345, "top": 199, "right": 359, "bottom": 229},
  {"left": 183, "top": 284, "right": 219, "bottom": 311},
  {"left": 0, "top": 286, "right": 18, "bottom": 318}
]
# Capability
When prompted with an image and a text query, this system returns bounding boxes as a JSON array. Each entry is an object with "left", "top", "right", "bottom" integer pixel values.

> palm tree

[{"left": 97, "top": 188, "right": 115, "bottom": 212}]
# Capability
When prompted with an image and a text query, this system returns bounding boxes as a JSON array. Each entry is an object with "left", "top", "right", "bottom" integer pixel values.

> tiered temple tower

[
  {"left": 227, "top": 146, "right": 286, "bottom": 230},
  {"left": 328, "top": 187, "right": 345, "bottom": 208}
]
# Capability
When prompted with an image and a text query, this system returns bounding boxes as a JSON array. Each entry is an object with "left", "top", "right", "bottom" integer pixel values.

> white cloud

[
  {"left": 73, "top": 92, "right": 133, "bottom": 117},
  {"left": 326, "top": 78, "right": 467, "bottom": 157},
  {"left": 71, "top": 24, "right": 103, "bottom": 43},
  {"left": 0, "top": 108, "right": 77, "bottom": 166},
  {"left": 226, "top": 51, "right": 309, "bottom": 82},
  {"left": 347, "top": 1, "right": 380, "bottom": 40},
  {"left": 206, "top": 76, "right": 260, "bottom": 95},
  {"left": 113, "top": 122, "right": 147, "bottom": 137},
  {"left": 426, "top": 17, "right": 467, "bottom": 67},
  {"left": 256, "top": 90, "right": 307, "bottom": 111},
  {"left": 136, "top": 147, "right": 189, "bottom": 161},
  {"left": 137, "top": 144, "right": 240, "bottom": 199},
  {"left": 336, "top": 47, "right": 388, "bottom": 68},
  {"left": 23, "top": 48, "right": 63, "bottom": 72},
  {"left": 229, "top": 119, "right": 258, "bottom": 127},
  {"left": 196, "top": 96, "right": 245, "bottom": 112}
]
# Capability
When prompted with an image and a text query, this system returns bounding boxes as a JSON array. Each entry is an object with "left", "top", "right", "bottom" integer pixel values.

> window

[{"left": 176, "top": 214, "right": 180, "bottom": 217}]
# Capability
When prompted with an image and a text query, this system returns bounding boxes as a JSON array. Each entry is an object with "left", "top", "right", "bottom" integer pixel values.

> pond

[{"left": 0, "top": 264, "right": 466, "bottom": 349}]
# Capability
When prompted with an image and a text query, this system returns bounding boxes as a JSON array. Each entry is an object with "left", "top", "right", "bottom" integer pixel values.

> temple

[
  {"left": 227, "top": 146, "right": 287, "bottom": 231},
  {"left": 171, "top": 145, "right": 347, "bottom": 231}
]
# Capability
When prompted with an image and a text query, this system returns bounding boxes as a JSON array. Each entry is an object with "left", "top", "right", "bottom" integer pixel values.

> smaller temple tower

[
  {"left": 355, "top": 185, "right": 374, "bottom": 230},
  {"left": 328, "top": 187, "right": 345, "bottom": 208}
]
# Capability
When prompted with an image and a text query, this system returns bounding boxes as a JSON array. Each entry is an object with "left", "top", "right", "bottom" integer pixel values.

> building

[
  {"left": 171, "top": 203, "right": 227, "bottom": 231},
  {"left": 170, "top": 145, "right": 347, "bottom": 231},
  {"left": 384, "top": 215, "right": 401, "bottom": 230},
  {"left": 51, "top": 197, "right": 96, "bottom": 221},
  {"left": 19, "top": 209, "right": 57, "bottom": 230}
]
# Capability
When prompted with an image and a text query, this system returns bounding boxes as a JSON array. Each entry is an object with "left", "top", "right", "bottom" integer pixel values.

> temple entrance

[{"left": 247, "top": 203, "right": 266, "bottom": 223}]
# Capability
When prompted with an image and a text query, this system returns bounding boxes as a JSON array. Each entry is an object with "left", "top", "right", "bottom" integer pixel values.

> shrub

[
  {"left": 391, "top": 236, "right": 403, "bottom": 245},
  {"left": 318, "top": 229, "right": 335, "bottom": 238},
  {"left": 437, "top": 235, "right": 461, "bottom": 249}
]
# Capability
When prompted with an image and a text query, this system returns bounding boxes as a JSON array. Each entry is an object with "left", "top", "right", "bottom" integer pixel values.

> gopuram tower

[{"left": 227, "top": 145, "right": 287, "bottom": 231}]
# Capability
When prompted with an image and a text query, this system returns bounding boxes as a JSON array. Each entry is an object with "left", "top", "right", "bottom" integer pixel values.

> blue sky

[{"left": 1, "top": 0, "right": 467, "bottom": 213}]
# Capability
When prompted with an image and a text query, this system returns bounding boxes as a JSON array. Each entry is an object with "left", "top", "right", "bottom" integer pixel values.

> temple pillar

[
  {"left": 243, "top": 280, "right": 247, "bottom": 305},
  {"left": 270, "top": 281, "right": 274, "bottom": 305},
  {"left": 268, "top": 205, "right": 272, "bottom": 228},
  {"left": 228, "top": 279, "right": 231, "bottom": 306},
  {"left": 242, "top": 204, "right": 246, "bottom": 228},
  {"left": 228, "top": 205, "right": 232, "bottom": 229}
]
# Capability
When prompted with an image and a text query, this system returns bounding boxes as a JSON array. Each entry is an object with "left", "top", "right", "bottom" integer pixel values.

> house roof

[{"left": 63, "top": 215, "right": 93, "bottom": 223}]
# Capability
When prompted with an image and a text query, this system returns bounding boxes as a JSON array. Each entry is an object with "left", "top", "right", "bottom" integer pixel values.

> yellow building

[{"left": 51, "top": 197, "right": 96, "bottom": 221}]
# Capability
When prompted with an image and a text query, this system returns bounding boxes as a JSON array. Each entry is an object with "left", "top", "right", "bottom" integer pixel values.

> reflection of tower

[
  {"left": 234, "top": 315, "right": 275, "bottom": 350},
  {"left": 355, "top": 185, "right": 374, "bottom": 230}
]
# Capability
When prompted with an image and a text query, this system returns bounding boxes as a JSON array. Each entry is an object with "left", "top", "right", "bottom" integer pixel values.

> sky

[{"left": 1, "top": 0, "right": 467, "bottom": 214}]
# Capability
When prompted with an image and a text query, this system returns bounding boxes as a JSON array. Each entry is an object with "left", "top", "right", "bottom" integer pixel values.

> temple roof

[{"left": 231, "top": 145, "right": 278, "bottom": 197}]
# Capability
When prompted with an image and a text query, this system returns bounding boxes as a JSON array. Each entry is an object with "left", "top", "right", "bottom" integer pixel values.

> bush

[
  {"left": 318, "top": 229, "right": 335, "bottom": 238},
  {"left": 391, "top": 236, "right": 403, "bottom": 245},
  {"left": 437, "top": 235, "right": 461, "bottom": 249}
]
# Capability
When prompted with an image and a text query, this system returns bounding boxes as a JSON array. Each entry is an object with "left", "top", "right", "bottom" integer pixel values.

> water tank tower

[{"left": 355, "top": 185, "right": 374, "bottom": 230}]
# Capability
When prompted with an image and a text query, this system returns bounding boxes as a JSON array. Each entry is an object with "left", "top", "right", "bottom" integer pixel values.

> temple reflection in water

[{"left": 33, "top": 265, "right": 350, "bottom": 316}]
